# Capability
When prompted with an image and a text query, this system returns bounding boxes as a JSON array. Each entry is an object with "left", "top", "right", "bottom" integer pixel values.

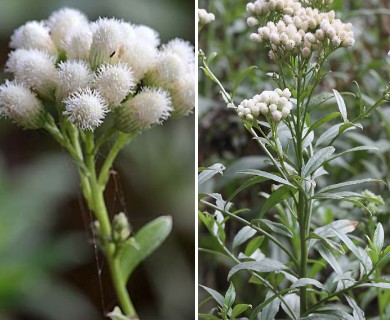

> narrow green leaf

[
  {"left": 255, "top": 218, "right": 293, "bottom": 238},
  {"left": 313, "top": 220, "right": 358, "bottom": 238},
  {"left": 307, "top": 112, "right": 341, "bottom": 135},
  {"left": 333, "top": 89, "right": 348, "bottom": 123},
  {"left": 232, "top": 66, "right": 257, "bottom": 98},
  {"left": 238, "top": 169, "right": 293, "bottom": 187},
  {"left": 232, "top": 304, "right": 251, "bottom": 318},
  {"left": 233, "top": 226, "right": 256, "bottom": 249},
  {"left": 259, "top": 185, "right": 297, "bottom": 216},
  {"left": 200, "top": 285, "right": 225, "bottom": 307},
  {"left": 245, "top": 236, "right": 264, "bottom": 256},
  {"left": 119, "top": 216, "right": 172, "bottom": 282},
  {"left": 317, "top": 178, "right": 382, "bottom": 194},
  {"left": 224, "top": 282, "right": 236, "bottom": 309},
  {"left": 259, "top": 291, "right": 281, "bottom": 320},
  {"left": 227, "top": 176, "right": 268, "bottom": 203},
  {"left": 327, "top": 146, "right": 378, "bottom": 162},
  {"left": 302, "top": 147, "right": 335, "bottom": 177},
  {"left": 357, "top": 282, "right": 390, "bottom": 289},
  {"left": 228, "top": 259, "right": 288, "bottom": 280}
]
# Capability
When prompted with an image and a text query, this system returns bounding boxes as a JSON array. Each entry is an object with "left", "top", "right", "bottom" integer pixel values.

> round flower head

[
  {"left": 116, "top": 87, "right": 172, "bottom": 133},
  {"left": 56, "top": 60, "right": 94, "bottom": 101},
  {"left": 133, "top": 25, "right": 160, "bottom": 48},
  {"left": 170, "top": 74, "right": 195, "bottom": 117},
  {"left": 63, "top": 88, "right": 108, "bottom": 131},
  {"left": 63, "top": 28, "right": 93, "bottom": 61},
  {"left": 118, "top": 38, "right": 158, "bottom": 81},
  {"left": 48, "top": 8, "right": 89, "bottom": 50},
  {"left": 94, "top": 63, "right": 135, "bottom": 108},
  {"left": 10, "top": 21, "right": 56, "bottom": 54},
  {"left": 162, "top": 38, "right": 194, "bottom": 65},
  {"left": 144, "top": 52, "right": 186, "bottom": 89},
  {"left": 89, "top": 18, "right": 124, "bottom": 69},
  {"left": 0, "top": 81, "right": 46, "bottom": 129},
  {"left": 6, "top": 48, "right": 57, "bottom": 100},
  {"left": 198, "top": 8, "right": 215, "bottom": 25}
]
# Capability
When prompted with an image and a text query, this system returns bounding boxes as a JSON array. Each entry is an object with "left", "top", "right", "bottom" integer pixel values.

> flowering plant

[
  {"left": 0, "top": 7, "right": 194, "bottom": 320},
  {"left": 199, "top": 0, "right": 390, "bottom": 319}
]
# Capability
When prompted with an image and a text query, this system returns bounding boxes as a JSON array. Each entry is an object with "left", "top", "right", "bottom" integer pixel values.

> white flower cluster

[
  {"left": 198, "top": 8, "right": 215, "bottom": 25},
  {"left": 0, "top": 8, "right": 195, "bottom": 131},
  {"left": 246, "top": 0, "right": 354, "bottom": 60},
  {"left": 237, "top": 88, "right": 293, "bottom": 123}
]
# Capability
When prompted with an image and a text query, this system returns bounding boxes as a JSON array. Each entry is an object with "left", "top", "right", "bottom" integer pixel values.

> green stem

[{"left": 83, "top": 132, "right": 138, "bottom": 319}]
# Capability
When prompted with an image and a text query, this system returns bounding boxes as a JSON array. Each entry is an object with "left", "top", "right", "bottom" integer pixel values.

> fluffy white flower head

[
  {"left": 94, "top": 63, "right": 135, "bottom": 108},
  {"left": 170, "top": 74, "right": 195, "bottom": 117},
  {"left": 198, "top": 8, "right": 215, "bottom": 25},
  {"left": 63, "top": 88, "right": 108, "bottom": 130},
  {"left": 162, "top": 38, "right": 194, "bottom": 65},
  {"left": 56, "top": 60, "right": 93, "bottom": 100},
  {"left": 117, "top": 37, "right": 158, "bottom": 81},
  {"left": 0, "top": 81, "right": 45, "bottom": 129},
  {"left": 63, "top": 28, "right": 93, "bottom": 61},
  {"left": 117, "top": 87, "right": 172, "bottom": 133},
  {"left": 6, "top": 48, "right": 57, "bottom": 99},
  {"left": 10, "top": 21, "right": 56, "bottom": 54},
  {"left": 89, "top": 18, "right": 124, "bottom": 68},
  {"left": 133, "top": 25, "right": 160, "bottom": 48},
  {"left": 48, "top": 8, "right": 89, "bottom": 50}
]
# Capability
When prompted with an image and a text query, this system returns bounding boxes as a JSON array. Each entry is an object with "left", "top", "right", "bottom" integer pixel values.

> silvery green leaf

[
  {"left": 200, "top": 285, "right": 225, "bottom": 307},
  {"left": 259, "top": 291, "right": 280, "bottom": 320},
  {"left": 199, "top": 163, "right": 226, "bottom": 185},
  {"left": 328, "top": 146, "right": 378, "bottom": 162},
  {"left": 224, "top": 282, "right": 236, "bottom": 309},
  {"left": 255, "top": 218, "right": 293, "bottom": 238},
  {"left": 233, "top": 226, "right": 257, "bottom": 249},
  {"left": 345, "top": 295, "right": 365, "bottom": 320},
  {"left": 317, "top": 178, "right": 383, "bottom": 194},
  {"left": 302, "top": 147, "right": 335, "bottom": 177},
  {"left": 333, "top": 89, "right": 348, "bottom": 123},
  {"left": 258, "top": 186, "right": 297, "bottom": 217},
  {"left": 316, "top": 124, "right": 343, "bottom": 147},
  {"left": 313, "top": 220, "right": 358, "bottom": 238},
  {"left": 232, "top": 304, "right": 252, "bottom": 318},
  {"left": 302, "top": 128, "right": 314, "bottom": 150},
  {"left": 316, "top": 244, "right": 343, "bottom": 275},
  {"left": 291, "top": 278, "right": 326, "bottom": 291},
  {"left": 373, "top": 223, "right": 384, "bottom": 252},
  {"left": 238, "top": 169, "right": 294, "bottom": 187},
  {"left": 357, "top": 282, "right": 390, "bottom": 289},
  {"left": 281, "top": 293, "right": 299, "bottom": 319},
  {"left": 228, "top": 259, "right": 288, "bottom": 280}
]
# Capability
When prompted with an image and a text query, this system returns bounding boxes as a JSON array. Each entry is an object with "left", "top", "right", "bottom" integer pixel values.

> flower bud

[
  {"left": 0, "top": 81, "right": 46, "bottom": 129},
  {"left": 170, "top": 74, "right": 195, "bottom": 117},
  {"left": 63, "top": 88, "right": 108, "bottom": 131},
  {"left": 63, "top": 28, "right": 93, "bottom": 61},
  {"left": 116, "top": 87, "right": 172, "bottom": 133},
  {"left": 112, "top": 212, "right": 131, "bottom": 242}
]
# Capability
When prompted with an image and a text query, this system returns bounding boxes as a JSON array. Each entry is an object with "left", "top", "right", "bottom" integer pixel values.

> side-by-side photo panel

[
  {"left": 0, "top": 1, "right": 195, "bottom": 319},
  {"left": 198, "top": 0, "right": 390, "bottom": 319}
]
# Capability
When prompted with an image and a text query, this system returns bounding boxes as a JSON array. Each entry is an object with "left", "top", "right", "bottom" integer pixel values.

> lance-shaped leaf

[
  {"left": 345, "top": 295, "right": 365, "bottom": 320},
  {"left": 200, "top": 285, "right": 225, "bottom": 307},
  {"left": 233, "top": 226, "right": 257, "bottom": 249},
  {"left": 199, "top": 163, "right": 225, "bottom": 185},
  {"left": 291, "top": 278, "right": 326, "bottom": 291},
  {"left": 333, "top": 90, "right": 348, "bottom": 123},
  {"left": 255, "top": 218, "right": 293, "bottom": 238},
  {"left": 228, "top": 259, "right": 288, "bottom": 280},
  {"left": 259, "top": 185, "right": 297, "bottom": 216},
  {"left": 317, "top": 178, "right": 382, "bottom": 194},
  {"left": 238, "top": 169, "right": 294, "bottom": 187},
  {"left": 302, "top": 147, "right": 335, "bottom": 177},
  {"left": 119, "top": 216, "right": 172, "bottom": 282}
]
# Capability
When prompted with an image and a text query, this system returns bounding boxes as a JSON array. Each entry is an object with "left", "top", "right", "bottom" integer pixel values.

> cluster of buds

[
  {"left": 362, "top": 190, "right": 384, "bottom": 215},
  {"left": 0, "top": 8, "right": 194, "bottom": 133},
  {"left": 198, "top": 8, "right": 216, "bottom": 26},
  {"left": 246, "top": 0, "right": 354, "bottom": 61},
  {"left": 237, "top": 88, "right": 293, "bottom": 123}
]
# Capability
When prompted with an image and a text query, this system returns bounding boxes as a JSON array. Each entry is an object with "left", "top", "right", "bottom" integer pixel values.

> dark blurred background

[{"left": 0, "top": 1, "right": 195, "bottom": 320}]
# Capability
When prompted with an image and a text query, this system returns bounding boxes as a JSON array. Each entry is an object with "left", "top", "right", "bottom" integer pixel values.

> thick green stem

[{"left": 83, "top": 132, "right": 138, "bottom": 319}]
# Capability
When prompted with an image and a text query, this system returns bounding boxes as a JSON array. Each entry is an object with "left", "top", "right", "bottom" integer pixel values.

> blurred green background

[{"left": 0, "top": 1, "right": 195, "bottom": 320}]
